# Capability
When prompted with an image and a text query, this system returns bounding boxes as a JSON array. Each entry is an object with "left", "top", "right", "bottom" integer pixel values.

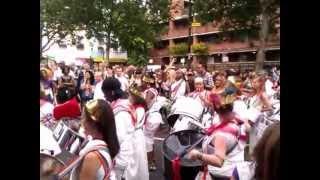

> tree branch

[{"left": 42, "top": 40, "right": 56, "bottom": 52}]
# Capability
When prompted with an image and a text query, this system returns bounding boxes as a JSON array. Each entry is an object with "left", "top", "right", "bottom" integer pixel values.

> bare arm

[
  {"left": 201, "top": 136, "right": 227, "bottom": 167},
  {"left": 189, "top": 135, "right": 227, "bottom": 168},
  {"left": 78, "top": 152, "right": 101, "bottom": 180}
]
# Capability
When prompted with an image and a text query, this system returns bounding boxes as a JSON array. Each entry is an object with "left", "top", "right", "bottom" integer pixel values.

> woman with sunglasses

[{"left": 69, "top": 99, "right": 120, "bottom": 180}]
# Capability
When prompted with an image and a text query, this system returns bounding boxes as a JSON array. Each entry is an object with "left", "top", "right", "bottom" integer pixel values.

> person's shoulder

[{"left": 82, "top": 151, "right": 101, "bottom": 169}]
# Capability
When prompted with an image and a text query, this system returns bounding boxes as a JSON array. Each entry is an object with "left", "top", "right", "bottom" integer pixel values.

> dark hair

[
  {"left": 216, "top": 103, "right": 233, "bottom": 115},
  {"left": 85, "top": 70, "right": 95, "bottom": 85},
  {"left": 40, "top": 89, "right": 46, "bottom": 100},
  {"left": 62, "top": 66, "right": 70, "bottom": 75},
  {"left": 56, "top": 86, "right": 74, "bottom": 104},
  {"left": 215, "top": 71, "right": 227, "bottom": 79},
  {"left": 253, "top": 122, "right": 280, "bottom": 180},
  {"left": 40, "top": 70, "right": 47, "bottom": 81},
  {"left": 129, "top": 92, "right": 148, "bottom": 110},
  {"left": 83, "top": 100, "right": 120, "bottom": 158},
  {"left": 102, "top": 78, "right": 126, "bottom": 101}
]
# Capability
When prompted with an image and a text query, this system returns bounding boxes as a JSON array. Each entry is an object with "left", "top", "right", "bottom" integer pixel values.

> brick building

[{"left": 149, "top": 0, "right": 280, "bottom": 71}]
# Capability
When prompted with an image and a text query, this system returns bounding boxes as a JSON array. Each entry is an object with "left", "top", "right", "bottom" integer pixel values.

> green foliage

[
  {"left": 193, "top": 0, "right": 279, "bottom": 31},
  {"left": 191, "top": 43, "right": 208, "bottom": 55},
  {"left": 126, "top": 37, "right": 151, "bottom": 67},
  {"left": 40, "top": 0, "right": 77, "bottom": 52},
  {"left": 43, "top": 0, "right": 168, "bottom": 65},
  {"left": 169, "top": 43, "right": 189, "bottom": 55}
]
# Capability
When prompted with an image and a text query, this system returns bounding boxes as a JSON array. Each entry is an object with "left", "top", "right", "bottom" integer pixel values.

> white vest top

[{"left": 70, "top": 139, "right": 115, "bottom": 180}]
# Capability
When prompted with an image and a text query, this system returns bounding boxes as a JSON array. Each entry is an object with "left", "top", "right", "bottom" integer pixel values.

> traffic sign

[{"left": 192, "top": 22, "right": 201, "bottom": 27}]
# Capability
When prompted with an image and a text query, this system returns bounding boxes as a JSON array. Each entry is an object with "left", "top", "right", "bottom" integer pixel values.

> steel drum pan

[
  {"left": 162, "top": 130, "right": 205, "bottom": 180},
  {"left": 40, "top": 119, "right": 85, "bottom": 179},
  {"left": 52, "top": 120, "right": 85, "bottom": 156},
  {"left": 40, "top": 153, "right": 65, "bottom": 180},
  {"left": 167, "top": 97, "right": 205, "bottom": 131},
  {"left": 40, "top": 124, "right": 61, "bottom": 156}
]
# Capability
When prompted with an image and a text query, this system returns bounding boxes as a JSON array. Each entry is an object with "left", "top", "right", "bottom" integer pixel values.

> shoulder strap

[
  {"left": 113, "top": 104, "right": 137, "bottom": 126},
  {"left": 206, "top": 121, "right": 240, "bottom": 155},
  {"left": 93, "top": 148, "right": 115, "bottom": 180},
  {"left": 57, "top": 145, "right": 108, "bottom": 178},
  {"left": 171, "top": 80, "right": 183, "bottom": 97}
]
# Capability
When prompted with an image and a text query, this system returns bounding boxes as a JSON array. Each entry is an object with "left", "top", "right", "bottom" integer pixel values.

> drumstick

[
  {"left": 176, "top": 135, "right": 207, "bottom": 158},
  {"left": 58, "top": 155, "right": 83, "bottom": 178}
]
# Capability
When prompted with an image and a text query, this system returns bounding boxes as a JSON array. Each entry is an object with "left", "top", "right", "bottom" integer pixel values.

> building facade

[
  {"left": 42, "top": 31, "right": 128, "bottom": 65},
  {"left": 149, "top": 0, "right": 280, "bottom": 71}
]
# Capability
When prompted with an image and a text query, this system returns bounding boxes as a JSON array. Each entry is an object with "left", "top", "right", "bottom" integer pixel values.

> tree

[
  {"left": 40, "top": 0, "right": 77, "bottom": 59},
  {"left": 61, "top": 0, "right": 170, "bottom": 66},
  {"left": 41, "top": 0, "right": 171, "bottom": 65},
  {"left": 193, "top": 0, "right": 280, "bottom": 71}
]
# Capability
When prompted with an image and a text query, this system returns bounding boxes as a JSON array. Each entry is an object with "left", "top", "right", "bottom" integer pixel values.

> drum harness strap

[
  {"left": 112, "top": 100, "right": 137, "bottom": 127},
  {"left": 170, "top": 80, "right": 184, "bottom": 100},
  {"left": 200, "top": 120, "right": 241, "bottom": 180},
  {"left": 58, "top": 144, "right": 115, "bottom": 180}
]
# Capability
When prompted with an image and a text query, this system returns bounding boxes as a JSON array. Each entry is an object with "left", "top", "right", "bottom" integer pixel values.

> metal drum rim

[{"left": 162, "top": 130, "right": 205, "bottom": 167}]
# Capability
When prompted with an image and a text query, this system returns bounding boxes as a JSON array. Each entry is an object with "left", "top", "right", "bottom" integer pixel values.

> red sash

[
  {"left": 111, "top": 99, "right": 137, "bottom": 126},
  {"left": 205, "top": 120, "right": 239, "bottom": 138}
]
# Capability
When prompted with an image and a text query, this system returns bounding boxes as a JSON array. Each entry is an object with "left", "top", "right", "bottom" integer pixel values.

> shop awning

[
  {"left": 93, "top": 56, "right": 105, "bottom": 63},
  {"left": 109, "top": 58, "right": 127, "bottom": 63}
]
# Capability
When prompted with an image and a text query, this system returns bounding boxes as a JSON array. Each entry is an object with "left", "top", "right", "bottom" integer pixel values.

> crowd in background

[
  {"left": 40, "top": 59, "right": 280, "bottom": 180},
  {"left": 40, "top": 60, "right": 280, "bottom": 107}
]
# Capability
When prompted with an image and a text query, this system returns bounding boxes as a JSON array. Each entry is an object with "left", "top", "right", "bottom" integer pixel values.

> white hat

[{"left": 194, "top": 77, "right": 204, "bottom": 84}]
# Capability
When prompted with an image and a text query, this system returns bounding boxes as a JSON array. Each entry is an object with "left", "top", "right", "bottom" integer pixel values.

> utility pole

[{"left": 187, "top": 0, "right": 193, "bottom": 66}]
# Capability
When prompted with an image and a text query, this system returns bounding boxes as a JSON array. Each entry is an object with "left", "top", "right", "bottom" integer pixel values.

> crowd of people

[{"left": 40, "top": 59, "right": 280, "bottom": 180}]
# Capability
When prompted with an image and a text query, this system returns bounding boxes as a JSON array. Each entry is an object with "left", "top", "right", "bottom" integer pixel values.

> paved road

[{"left": 149, "top": 124, "right": 171, "bottom": 180}]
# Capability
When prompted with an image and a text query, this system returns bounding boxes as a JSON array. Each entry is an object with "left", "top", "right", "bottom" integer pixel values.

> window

[
  {"left": 76, "top": 43, "right": 84, "bottom": 50},
  {"left": 57, "top": 40, "right": 67, "bottom": 48},
  {"left": 98, "top": 47, "right": 105, "bottom": 57}
]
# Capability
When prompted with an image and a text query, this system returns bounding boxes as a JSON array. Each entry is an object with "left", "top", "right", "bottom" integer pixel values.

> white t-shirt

[
  {"left": 265, "top": 79, "right": 275, "bottom": 98},
  {"left": 93, "top": 81, "right": 105, "bottom": 100},
  {"left": 115, "top": 75, "right": 129, "bottom": 92},
  {"left": 170, "top": 79, "right": 186, "bottom": 100},
  {"left": 52, "top": 69, "right": 75, "bottom": 81},
  {"left": 114, "top": 109, "right": 135, "bottom": 168}
]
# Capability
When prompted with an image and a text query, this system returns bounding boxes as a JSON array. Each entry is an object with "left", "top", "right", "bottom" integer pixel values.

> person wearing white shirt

[
  {"left": 170, "top": 69, "right": 186, "bottom": 101},
  {"left": 114, "top": 66, "right": 129, "bottom": 92},
  {"left": 265, "top": 76, "right": 275, "bottom": 98},
  {"left": 102, "top": 78, "right": 137, "bottom": 180},
  {"left": 93, "top": 72, "right": 105, "bottom": 100},
  {"left": 143, "top": 88, "right": 163, "bottom": 171}
]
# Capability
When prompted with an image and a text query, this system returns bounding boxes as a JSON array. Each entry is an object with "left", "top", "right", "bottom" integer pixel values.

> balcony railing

[
  {"left": 206, "top": 39, "right": 279, "bottom": 54},
  {"left": 109, "top": 51, "right": 127, "bottom": 59},
  {"left": 161, "top": 22, "right": 221, "bottom": 39},
  {"left": 208, "top": 61, "right": 280, "bottom": 71}
]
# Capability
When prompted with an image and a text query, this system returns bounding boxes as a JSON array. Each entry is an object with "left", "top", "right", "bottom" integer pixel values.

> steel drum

[
  {"left": 167, "top": 97, "right": 205, "bottom": 131},
  {"left": 40, "top": 124, "right": 61, "bottom": 156},
  {"left": 162, "top": 130, "right": 205, "bottom": 180},
  {"left": 40, "top": 153, "right": 65, "bottom": 180},
  {"left": 52, "top": 120, "right": 85, "bottom": 157}
]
